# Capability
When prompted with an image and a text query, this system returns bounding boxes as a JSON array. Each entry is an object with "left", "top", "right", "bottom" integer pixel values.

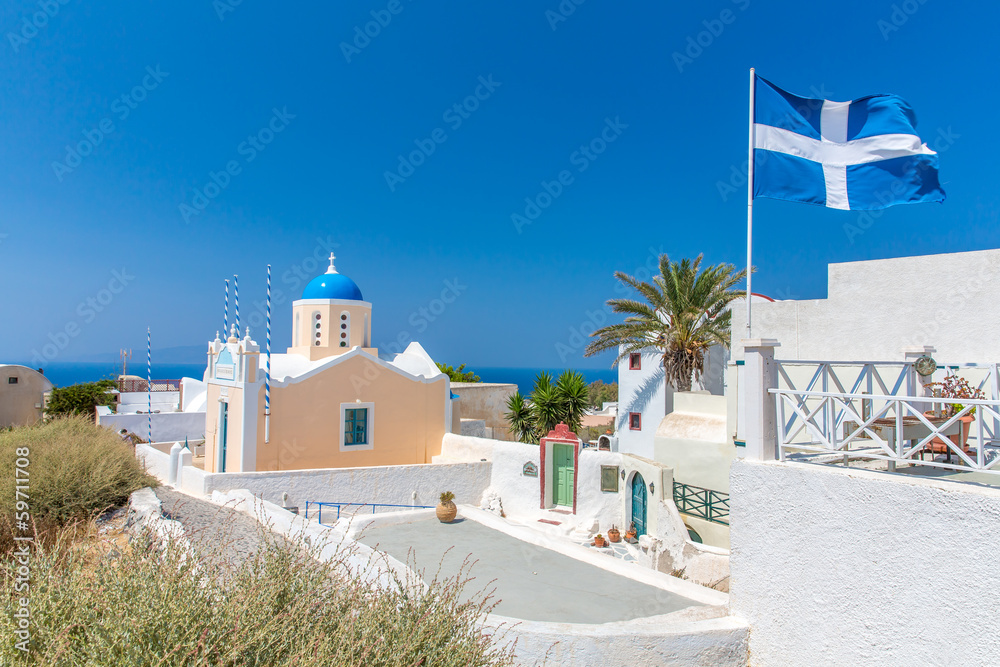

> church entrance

[{"left": 218, "top": 402, "right": 229, "bottom": 472}]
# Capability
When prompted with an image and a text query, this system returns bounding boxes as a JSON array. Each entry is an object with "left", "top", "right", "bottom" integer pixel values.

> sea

[{"left": 24, "top": 362, "right": 617, "bottom": 395}]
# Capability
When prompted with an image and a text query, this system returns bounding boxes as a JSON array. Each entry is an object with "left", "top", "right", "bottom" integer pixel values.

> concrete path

[
  {"left": 359, "top": 517, "right": 699, "bottom": 624},
  {"left": 153, "top": 487, "right": 280, "bottom": 566}
]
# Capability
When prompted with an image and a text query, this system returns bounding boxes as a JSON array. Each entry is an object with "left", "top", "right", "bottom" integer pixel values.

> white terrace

[{"left": 738, "top": 339, "right": 1000, "bottom": 482}]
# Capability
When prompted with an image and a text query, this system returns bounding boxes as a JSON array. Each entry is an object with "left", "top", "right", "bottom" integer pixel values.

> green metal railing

[{"left": 673, "top": 482, "right": 730, "bottom": 526}]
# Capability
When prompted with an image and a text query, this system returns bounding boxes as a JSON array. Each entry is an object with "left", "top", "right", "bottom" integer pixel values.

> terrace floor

[{"left": 358, "top": 516, "right": 702, "bottom": 624}]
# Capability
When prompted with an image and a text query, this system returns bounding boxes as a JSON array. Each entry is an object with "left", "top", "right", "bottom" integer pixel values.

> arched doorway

[{"left": 631, "top": 472, "right": 647, "bottom": 536}]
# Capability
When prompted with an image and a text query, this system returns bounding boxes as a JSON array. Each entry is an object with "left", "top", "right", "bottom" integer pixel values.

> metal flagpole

[
  {"left": 146, "top": 328, "right": 152, "bottom": 444},
  {"left": 234, "top": 274, "right": 240, "bottom": 336},
  {"left": 265, "top": 264, "right": 272, "bottom": 444},
  {"left": 746, "top": 67, "right": 756, "bottom": 338},
  {"left": 224, "top": 279, "right": 230, "bottom": 337}
]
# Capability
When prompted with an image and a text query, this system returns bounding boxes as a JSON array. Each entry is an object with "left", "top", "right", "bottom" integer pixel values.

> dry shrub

[
  {"left": 0, "top": 416, "right": 156, "bottom": 536},
  {"left": 0, "top": 519, "right": 518, "bottom": 666}
]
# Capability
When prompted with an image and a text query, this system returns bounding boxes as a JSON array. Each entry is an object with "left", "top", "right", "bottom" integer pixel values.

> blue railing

[{"left": 304, "top": 501, "right": 433, "bottom": 526}]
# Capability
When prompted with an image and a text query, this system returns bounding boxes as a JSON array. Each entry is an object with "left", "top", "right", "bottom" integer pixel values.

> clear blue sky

[{"left": 1, "top": 0, "right": 994, "bottom": 369}]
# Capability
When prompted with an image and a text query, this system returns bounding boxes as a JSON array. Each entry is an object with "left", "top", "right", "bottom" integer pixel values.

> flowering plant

[{"left": 924, "top": 375, "right": 985, "bottom": 417}]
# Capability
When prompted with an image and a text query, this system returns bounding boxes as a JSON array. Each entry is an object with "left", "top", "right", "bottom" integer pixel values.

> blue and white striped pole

[
  {"left": 234, "top": 274, "right": 240, "bottom": 336},
  {"left": 146, "top": 327, "right": 152, "bottom": 443},
  {"left": 224, "top": 279, "right": 230, "bottom": 337},
  {"left": 265, "top": 264, "right": 272, "bottom": 444}
]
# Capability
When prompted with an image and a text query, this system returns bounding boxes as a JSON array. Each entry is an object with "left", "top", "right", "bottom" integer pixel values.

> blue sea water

[{"left": 20, "top": 361, "right": 617, "bottom": 392}]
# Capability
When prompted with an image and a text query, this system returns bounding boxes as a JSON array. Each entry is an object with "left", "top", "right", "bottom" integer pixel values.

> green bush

[
  {"left": 0, "top": 523, "right": 517, "bottom": 666},
  {"left": 45, "top": 379, "right": 116, "bottom": 419},
  {"left": 0, "top": 416, "right": 156, "bottom": 529}
]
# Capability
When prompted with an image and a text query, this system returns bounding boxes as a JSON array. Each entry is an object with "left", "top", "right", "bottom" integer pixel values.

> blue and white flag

[{"left": 753, "top": 76, "right": 945, "bottom": 210}]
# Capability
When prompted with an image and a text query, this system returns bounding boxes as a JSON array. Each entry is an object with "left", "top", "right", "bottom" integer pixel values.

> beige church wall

[
  {"left": 204, "top": 383, "right": 246, "bottom": 473},
  {"left": 287, "top": 300, "right": 373, "bottom": 360},
  {"left": 254, "top": 354, "right": 447, "bottom": 471}
]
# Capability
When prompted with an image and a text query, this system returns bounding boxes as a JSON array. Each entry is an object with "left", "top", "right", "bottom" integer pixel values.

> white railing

[{"left": 772, "top": 388, "right": 1000, "bottom": 474}]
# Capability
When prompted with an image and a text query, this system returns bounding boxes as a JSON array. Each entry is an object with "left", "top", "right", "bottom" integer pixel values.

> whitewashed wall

[
  {"left": 202, "top": 461, "right": 491, "bottom": 509},
  {"left": 617, "top": 350, "right": 671, "bottom": 459},
  {"left": 732, "top": 248, "right": 1000, "bottom": 362},
  {"left": 729, "top": 459, "right": 1000, "bottom": 666},
  {"left": 97, "top": 410, "right": 206, "bottom": 442}
]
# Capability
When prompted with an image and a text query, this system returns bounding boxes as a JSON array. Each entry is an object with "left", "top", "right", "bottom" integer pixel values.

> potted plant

[
  {"left": 436, "top": 491, "right": 457, "bottom": 523},
  {"left": 924, "top": 376, "right": 984, "bottom": 453},
  {"left": 593, "top": 533, "right": 606, "bottom": 548},
  {"left": 624, "top": 522, "right": 637, "bottom": 541},
  {"left": 607, "top": 525, "right": 621, "bottom": 543}
]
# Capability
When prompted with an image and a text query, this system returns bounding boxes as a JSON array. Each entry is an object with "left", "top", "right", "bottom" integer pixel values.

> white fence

[{"left": 770, "top": 360, "right": 1000, "bottom": 475}]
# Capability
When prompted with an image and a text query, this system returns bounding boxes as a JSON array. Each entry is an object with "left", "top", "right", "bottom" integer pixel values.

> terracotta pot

[
  {"left": 436, "top": 501, "right": 457, "bottom": 523},
  {"left": 923, "top": 411, "right": 974, "bottom": 453},
  {"left": 593, "top": 536, "right": 606, "bottom": 548},
  {"left": 607, "top": 528, "right": 621, "bottom": 543}
]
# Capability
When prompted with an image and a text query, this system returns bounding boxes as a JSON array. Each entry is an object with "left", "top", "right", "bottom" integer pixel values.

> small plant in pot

[
  {"left": 924, "top": 375, "right": 985, "bottom": 452},
  {"left": 607, "top": 525, "right": 621, "bottom": 543},
  {"left": 624, "top": 522, "right": 637, "bottom": 541},
  {"left": 436, "top": 491, "right": 457, "bottom": 523},
  {"left": 593, "top": 533, "right": 606, "bottom": 548}
]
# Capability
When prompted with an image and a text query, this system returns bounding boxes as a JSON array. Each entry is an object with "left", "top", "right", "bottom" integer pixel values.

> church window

[
  {"left": 341, "top": 402, "right": 374, "bottom": 451},
  {"left": 340, "top": 311, "right": 350, "bottom": 348},
  {"left": 344, "top": 408, "right": 368, "bottom": 445},
  {"left": 8, "top": 376, "right": 18, "bottom": 384},
  {"left": 312, "top": 311, "right": 322, "bottom": 345}
]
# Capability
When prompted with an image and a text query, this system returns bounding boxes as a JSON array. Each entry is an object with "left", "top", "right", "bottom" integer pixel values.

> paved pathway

[
  {"left": 359, "top": 517, "right": 699, "bottom": 624},
  {"left": 152, "top": 487, "right": 280, "bottom": 566}
]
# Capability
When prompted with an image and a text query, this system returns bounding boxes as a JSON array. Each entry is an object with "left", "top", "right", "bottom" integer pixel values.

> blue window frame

[{"left": 344, "top": 408, "right": 368, "bottom": 445}]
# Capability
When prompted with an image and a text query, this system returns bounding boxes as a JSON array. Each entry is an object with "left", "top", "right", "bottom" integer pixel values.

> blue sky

[{"left": 1, "top": 0, "right": 995, "bottom": 370}]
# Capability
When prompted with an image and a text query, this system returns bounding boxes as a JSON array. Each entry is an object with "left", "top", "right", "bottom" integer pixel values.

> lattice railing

[
  {"left": 673, "top": 481, "right": 730, "bottom": 525},
  {"left": 772, "top": 387, "right": 1000, "bottom": 474}
]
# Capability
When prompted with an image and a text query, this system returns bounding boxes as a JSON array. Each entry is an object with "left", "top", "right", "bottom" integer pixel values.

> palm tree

[
  {"left": 504, "top": 370, "right": 592, "bottom": 443},
  {"left": 584, "top": 254, "right": 746, "bottom": 392},
  {"left": 555, "top": 371, "right": 588, "bottom": 434},
  {"left": 505, "top": 392, "right": 536, "bottom": 444}
]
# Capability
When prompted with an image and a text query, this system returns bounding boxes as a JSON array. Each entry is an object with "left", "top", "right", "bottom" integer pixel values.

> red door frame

[{"left": 539, "top": 423, "right": 581, "bottom": 514}]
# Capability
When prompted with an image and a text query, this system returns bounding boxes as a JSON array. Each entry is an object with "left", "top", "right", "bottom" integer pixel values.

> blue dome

[{"left": 301, "top": 271, "right": 364, "bottom": 301}]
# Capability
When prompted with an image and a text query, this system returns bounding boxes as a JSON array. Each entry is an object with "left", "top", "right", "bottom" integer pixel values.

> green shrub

[
  {"left": 0, "top": 522, "right": 517, "bottom": 666},
  {"left": 0, "top": 416, "right": 156, "bottom": 529},
  {"left": 44, "top": 380, "right": 116, "bottom": 419}
]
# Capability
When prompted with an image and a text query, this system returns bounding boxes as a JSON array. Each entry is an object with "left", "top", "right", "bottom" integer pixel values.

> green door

[
  {"left": 553, "top": 444, "right": 575, "bottom": 507},
  {"left": 631, "top": 472, "right": 647, "bottom": 536}
]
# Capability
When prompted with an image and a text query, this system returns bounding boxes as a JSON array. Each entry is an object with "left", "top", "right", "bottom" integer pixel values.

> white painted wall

[
  {"left": 200, "top": 461, "right": 490, "bottom": 509},
  {"left": 654, "top": 392, "right": 735, "bottom": 494},
  {"left": 732, "top": 248, "right": 1000, "bottom": 363},
  {"left": 617, "top": 350, "right": 670, "bottom": 459},
  {"left": 98, "top": 410, "right": 206, "bottom": 442},
  {"left": 729, "top": 459, "right": 1000, "bottom": 666}
]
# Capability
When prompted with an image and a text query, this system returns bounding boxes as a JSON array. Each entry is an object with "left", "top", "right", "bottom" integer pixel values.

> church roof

[{"left": 301, "top": 252, "right": 364, "bottom": 301}]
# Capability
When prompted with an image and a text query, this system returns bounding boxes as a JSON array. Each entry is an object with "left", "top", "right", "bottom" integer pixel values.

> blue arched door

[{"left": 631, "top": 472, "right": 647, "bottom": 536}]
